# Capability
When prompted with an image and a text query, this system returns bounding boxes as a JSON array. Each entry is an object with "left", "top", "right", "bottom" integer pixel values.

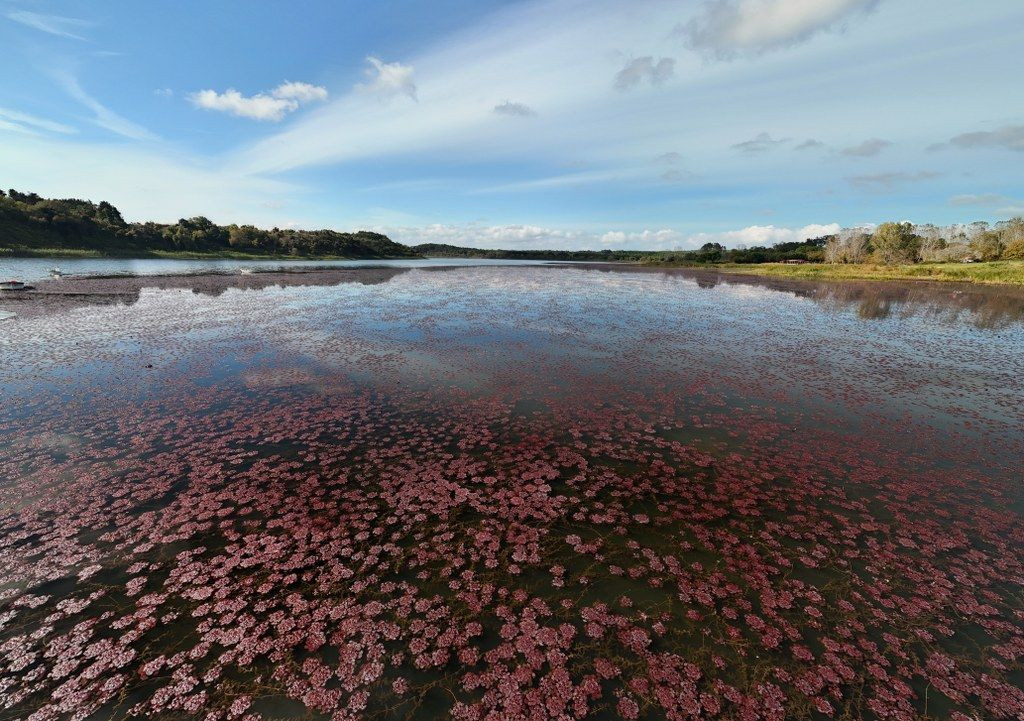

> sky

[{"left": 1, "top": 0, "right": 1023, "bottom": 250}]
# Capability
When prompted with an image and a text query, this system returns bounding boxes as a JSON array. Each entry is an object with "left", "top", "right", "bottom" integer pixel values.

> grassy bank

[{"left": 642, "top": 260, "right": 1024, "bottom": 286}]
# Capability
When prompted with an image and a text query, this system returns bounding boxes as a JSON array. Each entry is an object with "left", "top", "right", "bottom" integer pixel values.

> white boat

[
  {"left": 0, "top": 280, "right": 27, "bottom": 291},
  {"left": 50, "top": 268, "right": 67, "bottom": 278},
  {"left": 238, "top": 268, "right": 255, "bottom": 275}
]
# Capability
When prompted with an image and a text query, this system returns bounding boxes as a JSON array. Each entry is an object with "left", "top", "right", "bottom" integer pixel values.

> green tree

[
  {"left": 970, "top": 230, "right": 1004, "bottom": 261},
  {"left": 95, "top": 200, "right": 125, "bottom": 228},
  {"left": 871, "top": 222, "right": 921, "bottom": 265}
]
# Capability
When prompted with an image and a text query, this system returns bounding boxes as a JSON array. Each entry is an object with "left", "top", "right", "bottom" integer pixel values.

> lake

[
  {"left": 0, "top": 256, "right": 554, "bottom": 284},
  {"left": 1, "top": 262, "right": 1022, "bottom": 721}
]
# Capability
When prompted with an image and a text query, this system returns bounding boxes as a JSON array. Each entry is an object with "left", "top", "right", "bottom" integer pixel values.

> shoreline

[
  {"left": 637, "top": 259, "right": 1024, "bottom": 286},
  {"left": 5, "top": 250, "right": 1024, "bottom": 287}
]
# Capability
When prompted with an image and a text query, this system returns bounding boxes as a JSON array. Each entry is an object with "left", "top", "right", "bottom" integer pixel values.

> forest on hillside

[{"left": 0, "top": 189, "right": 417, "bottom": 258}]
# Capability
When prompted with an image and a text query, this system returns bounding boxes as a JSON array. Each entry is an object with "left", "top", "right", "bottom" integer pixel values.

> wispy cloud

[
  {"left": 795, "top": 139, "right": 825, "bottom": 151},
  {"left": 840, "top": 138, "right": 892, "bottom": 157},
  {"left": 732, "top": 132, "right": 789, "bottom": 154},
  {"left": 188, "top": 81, "right": 328, "bottom": 121},
  {"left": 947, "top": 193, "right": 1024, "bottom": 216},
  {"left": 358, "top": 57, "right": 417, "bottom": 101},
  {"left": 229, "top": 0, "right": 1015, "bottom": 184},
  {"left": 680, "top": 0, "right": 881, "bottom": 59},
  {"left": 472, "top": 167, "right": 656, "bottom": 194},
  {"left": 948, "top": 193, "right": 1012, "bottom": 207},
  {"left": 493, "top": 101, "right": 536, "bottom": 117},
  {"left": 614, "top": 57, "right": 675, "bottom": 91},
  {"left": 6, "top": 10, "right": 92, "bottom": 40},
  {"left": 846, "top": 171, "right": 941, "bottom": 189},
  {"left": 0, "top": 107, "right": 75, "bottom": 135},
  {"left": 53, "top": 70, "right": 156, "bottom": 140},
  {"left": 943, "top": 125, "right": 1024, "bottom": 152}
]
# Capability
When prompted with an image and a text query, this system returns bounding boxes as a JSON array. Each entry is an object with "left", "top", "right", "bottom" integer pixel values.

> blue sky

[{"left": 1, "top": 0, "right": 1023, "bottom": 249}]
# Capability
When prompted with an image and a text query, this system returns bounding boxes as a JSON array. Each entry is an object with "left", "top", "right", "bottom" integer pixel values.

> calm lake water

[
  {"left": 1, "top": 264, "right": 1022, "bottom": 721},
  {"left": 0, "top": 256, "right": 553, "bottom": 284}
]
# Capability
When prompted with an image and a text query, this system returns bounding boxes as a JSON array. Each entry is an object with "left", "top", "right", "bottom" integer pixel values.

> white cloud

[
  {"left": 614, "top": 57, "right": 675, "bottom": 91},
  {"left": 681, "top": 0, "right": 881, "bottom": 59},
  {"left": 840, "top": 138, "right": 891, "bottom": 157},
  {"left": 272, "top": 81, "right": 329, "bottom": 104},
  {"left": 6, "top": 10, "right": 92, "bottom": 40},
  {"left": 358, "top": 57, "right": 417, "bottom": 100},
  {"left": 188, "top": 81, "right": 328, "bottom": 121},
  {"left": 386, "top": 223, "right": 589, "bottom": 249},
  {"left": 494, "top": 101, "right": 536, "bottom": 117},
  {"left": 599, "top": 229, "right": 686, "bottom": 248},
  {"left": 0, "top": 107, "right": 75, "bottom": 135},
  {"left": 189, "top": 90, "right": 297, "bottom": 122},
  {"left": 685, "top": 223, "right": 841, "bottom": 247}
]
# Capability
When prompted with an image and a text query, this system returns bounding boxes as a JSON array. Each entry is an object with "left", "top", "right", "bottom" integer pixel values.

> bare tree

[{"left": 825, "top": 228, "right": 871, "bottom": 263}]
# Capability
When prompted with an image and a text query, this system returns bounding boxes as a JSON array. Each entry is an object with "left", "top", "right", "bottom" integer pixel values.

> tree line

[
  {"left": 0, "top": 189, "right": 416, "bottom": 258},
  {"left": 825, "top": 219, "right": 1024, "bottom": 265},
  {"left": 3, "top": 187, "right": 1023, "bottom": 265},
  {"left": 414, "top": 237, "right": 830, "bottom": 264}
]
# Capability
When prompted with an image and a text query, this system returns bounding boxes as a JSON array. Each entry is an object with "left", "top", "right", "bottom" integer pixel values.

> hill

[{"left": 0, "top": 189, "right": 418, "bottom": 259}]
